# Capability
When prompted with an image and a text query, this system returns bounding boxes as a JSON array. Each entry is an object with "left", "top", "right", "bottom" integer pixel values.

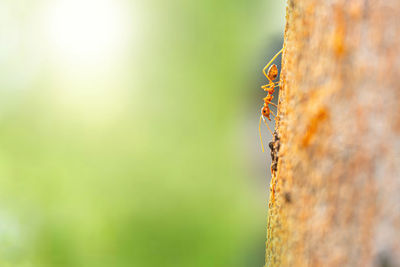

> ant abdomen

[{"left": 267, "top": 64, "right": 278, "bottom": 81}]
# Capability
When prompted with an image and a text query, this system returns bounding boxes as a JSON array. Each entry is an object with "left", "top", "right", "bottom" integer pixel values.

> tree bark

[{"left": 266, "top": 0, "right": 400, "bottom": 266}]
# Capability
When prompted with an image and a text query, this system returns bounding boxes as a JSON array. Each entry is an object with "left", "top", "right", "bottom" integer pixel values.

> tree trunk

[{"left": 265, "top": 0, "right": 400, "bottom": 266}]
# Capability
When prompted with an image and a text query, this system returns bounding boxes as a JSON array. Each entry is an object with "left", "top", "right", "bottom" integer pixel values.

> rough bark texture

[{"left": 266, "top": 0, "right": 400, "bottom": 266}]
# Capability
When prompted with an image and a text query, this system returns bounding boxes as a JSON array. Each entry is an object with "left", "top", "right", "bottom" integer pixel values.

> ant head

[
  {"left": 261, "top": 106, "right": 270, "bottom": 117},
  {"left": 267, "top": 64, "right": 278, "bottom": 80}
]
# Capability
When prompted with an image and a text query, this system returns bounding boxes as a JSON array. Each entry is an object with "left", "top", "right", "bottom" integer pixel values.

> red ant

[{"left": 259, "top": 48, "right": 282, "bottom": 152}]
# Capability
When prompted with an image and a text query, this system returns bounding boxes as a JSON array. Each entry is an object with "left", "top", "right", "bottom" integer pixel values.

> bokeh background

[{"left": 0, "top": 0, "right": 285, "bottom": 266}]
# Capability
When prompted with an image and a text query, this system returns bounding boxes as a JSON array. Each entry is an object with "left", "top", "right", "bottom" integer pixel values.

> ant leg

[
  {"left": 270, "top": 110, "right": 277, "bottom": 118},
  {"left": 261, "top": 82, "right": 280, "bottom": 90},
  {"left": 269, "top": 102, "right": 278, "bottom": 108},
  {"left": 272, "top": 81, "right": 281, "bottom": 87},
  {"left": 263, "top": 82, "right": 280, "bottom": 87},
  {"left": 261, "top": 83, "right": 280, "bottom": 94}
]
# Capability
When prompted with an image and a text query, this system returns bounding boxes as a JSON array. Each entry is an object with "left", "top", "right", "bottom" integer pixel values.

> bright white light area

[
  {"left": 37, "top": 0, "right": 136, "bottom": 123},
  {"left": 43, "top": 0, "right": 130, "bottom": 66}
]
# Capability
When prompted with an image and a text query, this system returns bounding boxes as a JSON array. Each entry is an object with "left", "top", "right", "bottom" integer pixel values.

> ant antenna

[{"left": 261, "top": 114, "right": 274, "bottom": 135}]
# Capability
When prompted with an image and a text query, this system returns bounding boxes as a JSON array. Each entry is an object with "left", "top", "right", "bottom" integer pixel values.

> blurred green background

[{"left": 0, "top": 0, "right": 285, "bottom": 266}]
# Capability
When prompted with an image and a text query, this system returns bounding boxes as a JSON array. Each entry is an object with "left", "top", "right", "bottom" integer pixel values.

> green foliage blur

[{"left": 0, "top": 0, "right": 284, "bottom": 266}]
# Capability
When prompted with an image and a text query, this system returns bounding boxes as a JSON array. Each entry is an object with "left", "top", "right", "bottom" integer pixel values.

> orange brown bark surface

[{"left": 266, "top": 0, "right": 400, "bottom": 266}]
